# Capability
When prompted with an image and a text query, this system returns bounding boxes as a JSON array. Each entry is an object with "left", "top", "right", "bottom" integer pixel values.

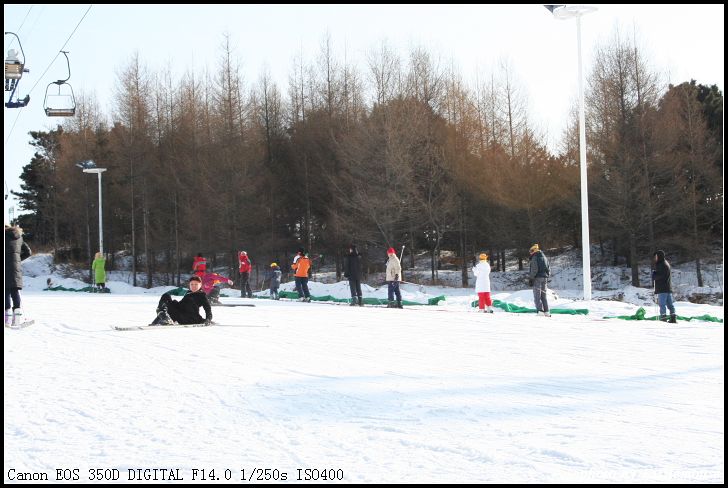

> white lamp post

[
  {"left": 546, "top": 4, "right": 597, "bottom": 301},
  {"left": 78, "top": 161, "right": 107, "bottom": 255}
]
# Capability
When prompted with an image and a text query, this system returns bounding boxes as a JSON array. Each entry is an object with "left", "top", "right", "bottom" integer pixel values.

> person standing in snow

[
  {"left": 652, "top": 250, "right": 677, "bottom": 323},
  {"left": 385, "top": 247, "right": 402, "bottom": 308},
  {"left": 267, "top": 263, "right": 282, "bottom": 300},
  {"left": 528, "top": 244, "right": 551, "bottom": 317},
  {"left": 473, "top": 253, "right": 494, "bottom": 313},
  {"left": 5, "top": 224, "right": 32, "bottom": 326},
  {"left": 151, "top": 275, "right": 212, "bottom": 325},
  {"left": 344, "top": 244, "right": 363, "bottom": 306},
  {"left": 291, "top": 248, "right": 311, "bottom": 302},
  {"left": 192, "top": 253, "right": 207, "bottom": 278},
  {"left": 91, "top": 251, "right": 107, "bottom": 292},
  {"left": 238, "top": 250, "right": 253, "bottom": 298}
]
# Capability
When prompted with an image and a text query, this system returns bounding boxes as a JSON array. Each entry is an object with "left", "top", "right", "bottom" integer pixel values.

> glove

[
  {"left": 344, "top": 273, "right": 349, "bottom": 279},
  {"left": 395, "top": 274, "right": 399, "bottom": 281},
  {"left": 528, "top": 279, "right": 534, "bottom": 286}
]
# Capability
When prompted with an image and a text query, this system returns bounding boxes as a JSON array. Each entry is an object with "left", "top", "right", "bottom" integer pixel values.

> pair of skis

[{"left": 112, "top": 322, "right": 268, "bottom": 331}]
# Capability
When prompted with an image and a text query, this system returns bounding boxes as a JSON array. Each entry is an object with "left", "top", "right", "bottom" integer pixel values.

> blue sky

[{"left": 4, "top": 4, "right": 724, "bottom": 221}]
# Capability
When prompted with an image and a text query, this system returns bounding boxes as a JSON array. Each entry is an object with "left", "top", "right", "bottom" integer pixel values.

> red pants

[{"left": 478, "top": 292, "right": 492, "bottom": 309}]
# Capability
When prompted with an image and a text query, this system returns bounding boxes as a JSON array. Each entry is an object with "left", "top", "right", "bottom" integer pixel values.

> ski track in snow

[{"left": 4, "top": 292, "right": 724, "bottom": 483}]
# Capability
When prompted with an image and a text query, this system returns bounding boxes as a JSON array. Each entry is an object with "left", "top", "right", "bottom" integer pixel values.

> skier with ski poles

[{"left": 386, "top": 247, "right": 403, "bottom": 308}]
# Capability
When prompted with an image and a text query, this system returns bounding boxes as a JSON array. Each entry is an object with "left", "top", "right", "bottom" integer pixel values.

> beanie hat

[
  {"left": 387, "top": 247, "right": 396, "bottom": 255},
  {"left": 270, "top": 262, "right": 277, "bottom": 267},
  {"left": 529, "top": 244, "right": 540, "bottom": 254},
  {"left": 479, "top": 253, "right": 488, "bottom": 261}
]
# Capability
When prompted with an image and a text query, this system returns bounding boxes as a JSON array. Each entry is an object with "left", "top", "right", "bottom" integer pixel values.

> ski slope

[{"left": 4, "top": 289, "right": 724, "bottom": 483}]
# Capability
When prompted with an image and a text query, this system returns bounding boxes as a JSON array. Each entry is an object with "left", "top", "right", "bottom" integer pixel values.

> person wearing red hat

[
  {"left": 238, "top": 250, "right": 252, "bottom": 298},
  {"left": 385, "top": 247, "right": 402, "bottom": 308}
]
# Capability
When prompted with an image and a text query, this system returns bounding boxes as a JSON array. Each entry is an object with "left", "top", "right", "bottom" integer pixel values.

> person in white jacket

[{"left": 473, "top": 253, "right": 493, "bottom": 313}]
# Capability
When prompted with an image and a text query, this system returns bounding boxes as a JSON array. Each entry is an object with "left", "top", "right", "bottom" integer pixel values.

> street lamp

[
  {"left": 545, "top": 4, "right": 597, "bottom": 301},
  {"left": 77, "top": 160, "right": 107, "bottom": 255}
]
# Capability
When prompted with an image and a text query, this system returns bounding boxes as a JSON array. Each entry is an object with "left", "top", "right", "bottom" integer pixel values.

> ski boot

[
  {"left": 4, "top": 309, "right": 12, "bottom": 327},
  {"left": 11, "top": 308, "right": 24, "bottom": 326},
  {"left": 668, "top": 314, "right": 677, "bottom": 324},
  {"left": 152, "top": 306, "right": 174, "bottom": 325}
]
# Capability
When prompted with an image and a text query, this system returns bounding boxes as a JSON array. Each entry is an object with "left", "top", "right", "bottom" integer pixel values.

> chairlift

[
  {"left": 44, "top": 50, "right": 76, "bottom": 117},
  {"left": 4, "top": 31, "right": 30, "bottom": 109}
]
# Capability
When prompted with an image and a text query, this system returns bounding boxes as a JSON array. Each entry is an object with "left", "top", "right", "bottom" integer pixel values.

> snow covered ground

[{"left": 4, "top": 255, "right": 724, "bottom": 483}]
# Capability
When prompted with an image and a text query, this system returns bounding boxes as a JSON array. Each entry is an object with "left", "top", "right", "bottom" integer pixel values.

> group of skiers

[{"left": 4, "top": 226, "right": 678, "bottom": 327}]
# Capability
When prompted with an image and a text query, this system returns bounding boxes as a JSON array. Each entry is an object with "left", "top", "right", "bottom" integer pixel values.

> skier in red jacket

[
  {"left": 192, "top": 253, "right": 207, "bottom": 277},
  {"left": 238, "top": 251, "right": 253, "bottom": 298}
]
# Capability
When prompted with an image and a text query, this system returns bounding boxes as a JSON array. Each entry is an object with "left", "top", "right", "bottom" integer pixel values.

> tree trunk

[{"left": 629, "top": 233, "right": 640, "bottom": 287}]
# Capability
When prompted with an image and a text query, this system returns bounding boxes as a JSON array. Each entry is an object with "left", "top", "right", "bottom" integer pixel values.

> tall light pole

[
  {"left": 546, "top": 4, "right": 597, "bottom": 301},
  {"left": 77, "top": 160, "right": 107, "bottom": 255}
]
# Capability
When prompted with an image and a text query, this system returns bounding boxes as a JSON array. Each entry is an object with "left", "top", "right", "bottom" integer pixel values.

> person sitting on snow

[{"left": 152, "top": 275, "right": 212, "bottom": 325}]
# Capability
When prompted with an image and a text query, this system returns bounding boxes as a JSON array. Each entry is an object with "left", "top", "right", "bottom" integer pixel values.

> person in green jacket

[{"left": 91, "top": 251, "right": 107, "bottom": 292}]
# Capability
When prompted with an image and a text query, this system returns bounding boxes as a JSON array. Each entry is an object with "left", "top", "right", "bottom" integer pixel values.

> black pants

[
  {"left": 349, "top": 278, "right": 362, "bottom": 298},
  {"left": 5, "top": 287, "right": 21, "bottom": 310},
  {"left": 295, "top": 276, "right": 310, "bottom": 298},
  {"left": 157, "top": 293, "right": 191, "bottom": 323},
  {"left": 240, "top": 272, "right": 252, "bottom": 298}
]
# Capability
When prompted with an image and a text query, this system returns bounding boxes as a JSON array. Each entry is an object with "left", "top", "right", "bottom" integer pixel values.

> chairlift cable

[
  {"left": 26, "top": 5, "right": 92, "bottom": 96},
  {"left": 5, "top": 5, "right": 92, "bottom": 143},
  {"left": 4, "top": 110, "right": 23, "bottom": 145},
  {"left": 5, "top": 5, "right": 34, "bottom": 50}
]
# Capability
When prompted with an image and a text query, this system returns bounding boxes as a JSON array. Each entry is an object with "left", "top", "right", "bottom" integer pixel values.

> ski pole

[{"left": 399, "top": 244, "right": 405, "bottom": 262}]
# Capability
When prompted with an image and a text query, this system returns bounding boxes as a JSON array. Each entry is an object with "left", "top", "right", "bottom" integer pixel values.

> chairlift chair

[
  {"left": 4, "top": 31, "right": 30, "bottom": 108},
  {"left": 5, "top": 48, "right": 25, "bottom": 81},
  {"left": 43, "top": 50, "right": 76, "bottom": 117},
  {"left": 4, "top": 32, "right": 28, "bottom": 86}
]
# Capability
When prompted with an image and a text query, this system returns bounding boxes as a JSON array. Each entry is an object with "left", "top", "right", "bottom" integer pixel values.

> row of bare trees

[{"left": 14, "top": 30, "right": 722, "bottom": 288}]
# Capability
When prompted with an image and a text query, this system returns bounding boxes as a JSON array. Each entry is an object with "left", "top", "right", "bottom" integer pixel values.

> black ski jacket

[
  {"left": 170, "top": 290, "right": 212, "bottom": 324},
  {"left": 344, "top": 249, "right": 362, "bottom": 281},
  {"left": 652, "top": 251, "right": 672, "bottom": 294}
]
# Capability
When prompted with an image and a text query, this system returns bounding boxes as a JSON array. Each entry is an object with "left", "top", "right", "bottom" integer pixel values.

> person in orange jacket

[
  {"left": 192, "top": 253, "right": 207, "bottom": 277},
  {"left": 291, "top": 248, "right": 311, "bottom": 302}
]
